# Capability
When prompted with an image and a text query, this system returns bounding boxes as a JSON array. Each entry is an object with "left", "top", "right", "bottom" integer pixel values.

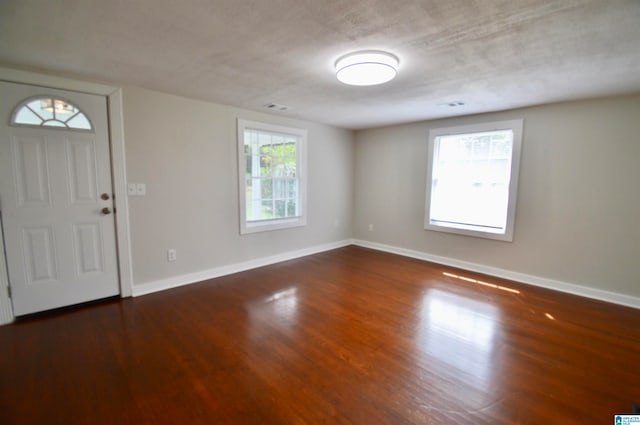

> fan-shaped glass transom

[{"left": 11, "top": 96, "right": 94, "bottom": 131}]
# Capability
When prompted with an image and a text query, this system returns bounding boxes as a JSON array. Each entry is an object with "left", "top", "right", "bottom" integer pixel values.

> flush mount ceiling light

[{"left": 335, "top": 50, "right": 399, "bottom": 86}]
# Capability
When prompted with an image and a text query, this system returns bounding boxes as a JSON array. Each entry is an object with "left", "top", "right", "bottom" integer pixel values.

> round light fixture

[{"left": 335, "top": 50, "right": 399, "bottom": 86}]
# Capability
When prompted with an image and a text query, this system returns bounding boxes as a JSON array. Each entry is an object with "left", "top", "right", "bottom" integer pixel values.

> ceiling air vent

[
  {"left": 263, "top": 103, "right": 289, "bottom": 111},
  {"left": 438, "top": 101, "right": 465, "bottom": 108}
]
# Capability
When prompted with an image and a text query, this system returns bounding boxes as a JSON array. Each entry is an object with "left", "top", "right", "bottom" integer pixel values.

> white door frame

[{"left": 0, "top": 66, "right": 133, "bottom": 324}]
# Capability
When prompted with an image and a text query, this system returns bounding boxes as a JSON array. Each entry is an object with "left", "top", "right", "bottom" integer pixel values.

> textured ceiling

[{"left": 1, "top": 0, "right": 640, "bottom": 129}]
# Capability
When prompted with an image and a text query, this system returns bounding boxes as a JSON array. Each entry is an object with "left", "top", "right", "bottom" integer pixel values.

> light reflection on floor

[
  {"left": 417, "top": 289, "right": 500, "bottom": 393},
  {"left": 443, "top": 271, "right": 521, "bottom": 294},
  {"left": 247, "top": 286, "right": 300, "bottom": 344},
  {"left": 253, "top": 287, "right": 298, "bottom": 321}
]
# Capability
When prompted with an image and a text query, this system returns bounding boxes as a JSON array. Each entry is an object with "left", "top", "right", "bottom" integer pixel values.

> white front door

[{"left": 0, "top": 81, "right": 119, "bottom": 316}]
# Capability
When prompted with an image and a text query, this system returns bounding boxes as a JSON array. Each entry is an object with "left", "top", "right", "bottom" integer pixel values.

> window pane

[
  {"left": 273, "top": 156, "right": 286, "bottom": 177},
  {"left": 246, "top": 194, "right": 254, "bottom": 220},
  {"left": 260, "top": 179, "right": 273, "bottom": 199},
  {"left": 287, "top": 179, "right": 298, "bottom": 198},
  {"left": 430, "top": 129, "right": 515, "bottom": 233},
  {"left": 273, "top": 178, "right": 286, "bottom": 200},
  {"left": 260, "top": 154, "right": 273, "bottom": 177},
  {"left": 238, "top": 119, "right": 307, "bottom": 233},
  {"left": 287, "top": 200, "right": 297, "bottom": 217},
  {"left": 14, "top": 107, "right": 43, "bottom": 126},
  {"left": 274, "top": 200, "right": 286, "bottom": 218},
  {"left": 43, "top": 120, "right": 66, "bottom": 128},
  {"left": 12, "top": 97, "right": 93, "bottom": 131},
  {"left": 65, "top": 113, "right": 92, "bottom": 130},
  {"left": 260, "top": 201, "right": 273, "bottom": 219},
  {"left": 245, "top": 148, "right": 252, "bottom": 174},
  {"left": 284, "top": 143, "right": 297, "bottom": 177},
  {"left": 29, "top": 99, "right": 53, "bottom": 120}
]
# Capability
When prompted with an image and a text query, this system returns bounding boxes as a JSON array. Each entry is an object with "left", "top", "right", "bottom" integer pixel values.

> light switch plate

[{"left": 128, "top": 183, "right": 146, "bottom": 196}]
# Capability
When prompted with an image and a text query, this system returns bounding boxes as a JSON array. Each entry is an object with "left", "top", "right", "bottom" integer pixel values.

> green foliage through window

[{"left": 244, "top": 129, "right": 300, "bottom": 222}]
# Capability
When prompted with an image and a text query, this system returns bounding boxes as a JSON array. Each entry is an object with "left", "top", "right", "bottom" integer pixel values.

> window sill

[{"left": 240, "top": 216, "right": 307, "bottom": 235}]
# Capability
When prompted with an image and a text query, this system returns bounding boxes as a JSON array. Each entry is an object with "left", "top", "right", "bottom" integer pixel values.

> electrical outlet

[
  {"left": 128, "top": 183, "right": 146, "bottom": 196},
  {"left": 167, "top": 249, "right": 177, "bottom": 262}
]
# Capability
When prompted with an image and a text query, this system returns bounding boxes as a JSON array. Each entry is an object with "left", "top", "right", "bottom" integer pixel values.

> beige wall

[
  {"left": 125, "top": 90, "right": 639, "bottom": 297},
  {"left": 353, "top": 95, "right": 640, "bottom": 298},
  {"left": 2, "top": 66, "right": 638, "bottom": 318},
  {"left": 123, "top": 87, "right": 354, "bottom": 286}
]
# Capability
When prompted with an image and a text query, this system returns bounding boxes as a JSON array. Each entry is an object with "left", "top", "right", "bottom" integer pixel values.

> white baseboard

[
  {"left": 132, "top": 239, "right": 353, "bottom": 297},
  {"left": 352, "top": 239, "right": 640, "bottom": 310},
  {"left": 132, "top": 237, "right": 640, "bottom": 310}
]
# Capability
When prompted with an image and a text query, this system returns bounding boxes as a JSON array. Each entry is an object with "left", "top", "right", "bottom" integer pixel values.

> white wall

[
  {"left": 123, "top": 87, "right": 354, "bottom": 288},
  {"left": 353, "top": 95, "right": 640, "bottom": 299}
]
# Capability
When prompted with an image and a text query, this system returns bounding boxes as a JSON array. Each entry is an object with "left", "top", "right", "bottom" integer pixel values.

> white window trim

[
  {"left": 237, "top": 119, "right": 307, "bottom": 234},
  {"left": 424, "top": 119, "right": 523, "bottom": 242}
]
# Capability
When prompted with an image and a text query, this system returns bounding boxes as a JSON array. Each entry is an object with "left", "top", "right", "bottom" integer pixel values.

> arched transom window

[{"left": 11, "top": 96, "right": 94, "bottom": 131}]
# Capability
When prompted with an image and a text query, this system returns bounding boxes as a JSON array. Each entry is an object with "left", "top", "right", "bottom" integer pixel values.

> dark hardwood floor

[{"left": 1, "top": 246, "right": 639, "bottom": 424}]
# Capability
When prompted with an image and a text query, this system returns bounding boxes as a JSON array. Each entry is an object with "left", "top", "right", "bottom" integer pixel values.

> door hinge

[{"left": 7, "top": 286, "right": 11, "bottom": 299}]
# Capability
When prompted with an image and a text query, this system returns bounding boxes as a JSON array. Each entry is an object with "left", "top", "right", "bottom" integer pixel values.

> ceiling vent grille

[{"left": 263, "top": 103, "right": 289, "bottom": 111}]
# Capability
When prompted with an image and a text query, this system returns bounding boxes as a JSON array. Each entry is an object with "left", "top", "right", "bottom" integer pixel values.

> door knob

[
  {"left": 101, "top": 207, "right": 111, "bottom": 215},
  {"left": 101, "top": 193, "right": 110, "bottom": 200}
]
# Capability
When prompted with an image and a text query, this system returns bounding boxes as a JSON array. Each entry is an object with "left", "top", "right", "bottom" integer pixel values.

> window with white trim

[
  {"left": 425, "top": 119, "right": 523, "bottom": 241},
  {"left": 237, "top": 119, "right": 307, "bottom": 234}
]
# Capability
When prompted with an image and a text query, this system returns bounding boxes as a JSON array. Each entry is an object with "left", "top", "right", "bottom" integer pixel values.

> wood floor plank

[{"left": 1, "top": 246, "right": 638, "bottom": 424}]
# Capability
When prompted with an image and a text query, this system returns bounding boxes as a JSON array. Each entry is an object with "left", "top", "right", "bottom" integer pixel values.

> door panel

[
  {"left": 0, "top": 81, "right": 119, "bottom": 315},
  {"left": 67, "top": 138, "right": 99, "bottom": 203},
  {"left": 72, "top": 222, "right": 105, "bottom": 275},
  {"left": 13, "top": 134, "right": 52, "bottom": 206},
  {"left": 22, "top": 225, "right": 58, "bottom": 283}
]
